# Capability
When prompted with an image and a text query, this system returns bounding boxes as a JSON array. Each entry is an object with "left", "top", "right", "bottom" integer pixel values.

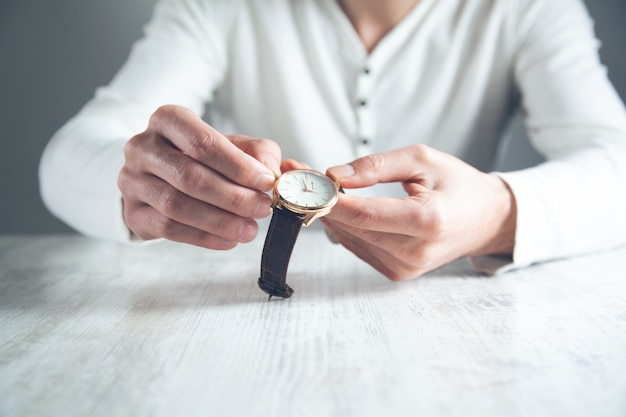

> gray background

[{"left": 1, "top": 0, "right": 625, "bottom": 235}]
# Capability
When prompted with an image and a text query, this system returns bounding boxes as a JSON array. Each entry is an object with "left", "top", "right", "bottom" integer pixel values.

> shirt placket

[{"left": 354, "top": 63, "right": 375, "bottom": 157}]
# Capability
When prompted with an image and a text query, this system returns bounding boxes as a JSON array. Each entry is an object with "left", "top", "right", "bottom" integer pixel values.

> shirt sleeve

[
  {"left": 470, "top": 0, "right": 626, "bottom": 274},
  {"left": 39, "top": 0, "right": 236, "bottom": 240}
]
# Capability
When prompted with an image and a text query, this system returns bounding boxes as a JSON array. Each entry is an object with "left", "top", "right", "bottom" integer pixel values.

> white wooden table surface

[{"left": 1, "top": 233, "right": 625, "bottom": 417}]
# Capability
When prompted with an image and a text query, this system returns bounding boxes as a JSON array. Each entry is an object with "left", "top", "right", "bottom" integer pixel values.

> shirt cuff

[{"left": 467, "top": 170, "right": 545, "bottom": 275}]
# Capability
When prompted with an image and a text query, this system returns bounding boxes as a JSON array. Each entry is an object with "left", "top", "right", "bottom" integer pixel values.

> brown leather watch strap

[{"left": 257, "top": 206, "right": 304, "bottom": 299}]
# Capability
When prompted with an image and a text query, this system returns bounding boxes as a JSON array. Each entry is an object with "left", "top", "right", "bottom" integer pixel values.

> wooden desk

[{"left": 1, "top": 234, "right": 625, "bottom": 417}]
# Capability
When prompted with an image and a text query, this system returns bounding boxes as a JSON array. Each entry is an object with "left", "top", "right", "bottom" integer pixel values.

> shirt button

[
  {"left": 362, "top": 66, "right": 371, "bottom": 75},
  {"left": 358, "top": 99, "right": 367, "bottom": 107},
  {"left": 360, "top": 138, "right": 370, "bottom": 145}
]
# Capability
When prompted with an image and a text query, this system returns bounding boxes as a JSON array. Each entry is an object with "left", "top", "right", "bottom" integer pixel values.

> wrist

[{"left": 472, "top": 174, "right": 517, "bottom": 257}]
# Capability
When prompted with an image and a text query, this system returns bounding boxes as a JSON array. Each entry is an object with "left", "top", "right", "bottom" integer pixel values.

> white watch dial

[{"left": 276, "top": 170, "right": 337, "bottom": 209}]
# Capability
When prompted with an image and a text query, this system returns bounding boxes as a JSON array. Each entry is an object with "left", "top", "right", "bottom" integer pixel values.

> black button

[
  {"left": 360, "top": 138, "right": 370, "bottom": 145},
  {"left": 358, "top": 99, "right": 367, "bottom": 107},
  {"left": 362, "top": 67, "right": 371, "bottom": 75}
]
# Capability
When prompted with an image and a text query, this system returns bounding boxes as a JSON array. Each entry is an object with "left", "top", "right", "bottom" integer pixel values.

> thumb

[
  {"left": 326, "top": 152, "right": 396, "bottom": 189},
  {"left": 326, "top": 146, "right": 433, "bottom": 189},
  {"left": 326, "top": 156, "right": 382, "bottom": 188},
  {"left": 230, "top": 135, "right": 282, "bottom": 178}
]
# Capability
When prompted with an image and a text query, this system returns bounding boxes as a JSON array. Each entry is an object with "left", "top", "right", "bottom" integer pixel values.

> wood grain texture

[{"left": 1, "top": 234, "right": 626, "bottom": 417}]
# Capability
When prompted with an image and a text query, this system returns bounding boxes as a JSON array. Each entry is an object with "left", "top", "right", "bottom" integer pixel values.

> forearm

[
  {"left": 39, "top": 113, "right": 131, "bottom": 240},
  {"left": 502, "top": 140, "right": 626, "bottom": 266},
  {"left": 469, "top": 0, "right": 626, "bottom": 274},
  {"left": 471, "top": 138, "right": 626, "bottom": 274},
  {"left": 39, "top": 0, "right": 233, "bottom": 239}
]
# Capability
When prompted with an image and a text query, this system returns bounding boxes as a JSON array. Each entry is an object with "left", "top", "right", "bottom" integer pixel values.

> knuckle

[
  {"left": 159, "top": 189, "right": 185, "bottom": 217},
  {"left": 409, "top": 144, "right": 436, "bottom": 164},
  {"left": 150, "top": 104, "right": 177, "bottom": 125},
  {"left": 423, "top": 209, "right": 448, "bottom": 239},
  {"left": 124, "top": 134, "right": 144, "bottom": 158},
  {"left": 409, "top": 197, "right": 447, "bottom": 239},
  {"left": 122, "top": 204, "right": 138, "bottom": 229},
  {"left": 358, "top": 153, "right": 386, "bottom": 175},
  {"left": 117, "top": 167, "right": 131, "bottom": 191},
  {"left": 228, "top": 189, "right": 249, "bottom": 214},
  {"left": 129, "top": 225, "right": 150, "bottom": 240},
  {"left": 214, "top": 218, "right": 242, "bottom": 241},
  {"left": 406, "top": 246, "right": 437, "bottom": 276},
  {"left": 410, "top": 143, "right": 429, "bottom": 157},
  {"left": 131, "top": 229, "right": 150, "bottom": 240},
  {"left": 386, "top": 253, "right": 425, "bottom": 281},
  {"left": 124, "top": 208, "right": 152, "bottom": 240},
  {"left": 411, "top": 245, "right": 435, "bottom": 266},
  {"left": 351, "top": 203, "right": 377, "bottom": 229},
  {"left": 154, "top": 216, "right": 180, "bottom": 239},
  {"left": 188, "top": 130, "right": 218, "bottom": 159},
  {"left": 172, "top": 160, "right": 201, "bottom": 188}
]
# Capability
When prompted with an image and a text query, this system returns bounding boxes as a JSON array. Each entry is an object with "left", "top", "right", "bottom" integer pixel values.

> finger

[
  {"left": 124, "top": 173, "right": 260, "bottom": 243},
  {"left": 229, "top": 135, "right": 282, "bottom": 177},
  {"left": 280, "top": 159, "right": 310, "bottom": 172},
  {"left": 131, "top": 138, "right": 272, "bottom": 219},
  {"left": 323, "top": 216, "right": 413, "bottom": 252},
  {"left": 326, "top": 144, "right": 439, "bottom": 189},
  {"left": 125, "top": 204, "right": 239, "bottom": 250},
  {"left": 322, "top": 219, "right": 418, "bottom": 281},
  {"left": 323, "top": 216, "right": 446, "bottom": 275},
  {"left": 149, "top": 105, "right": 276, "bottom": 191},
  {"left": 326, "top": 192, "right": 438, "bottom": 236}
]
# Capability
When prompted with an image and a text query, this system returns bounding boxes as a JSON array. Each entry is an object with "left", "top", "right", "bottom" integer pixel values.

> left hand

[{"left": 320, "top": 145, "right": 517, "bottom": 281}]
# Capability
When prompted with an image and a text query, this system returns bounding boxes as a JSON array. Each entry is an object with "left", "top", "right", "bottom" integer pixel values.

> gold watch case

[{"left": 271, "top": 169, "right": 340, "bottom": 226}]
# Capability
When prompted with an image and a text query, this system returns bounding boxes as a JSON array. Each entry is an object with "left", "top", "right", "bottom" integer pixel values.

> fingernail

[
  {"left": 239, "top": 220, "right": 258, "bottom": 242},
  {"left": 256, "top": 172, "right": 277, "bottom": 190},
  {"left": 327, "top": 164, "right": 355, "bottom": 179}
]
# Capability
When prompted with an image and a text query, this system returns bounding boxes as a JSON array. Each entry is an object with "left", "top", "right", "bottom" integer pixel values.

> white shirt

[{"left": 39, "top": 0, "right": 626, "bottom": 273}]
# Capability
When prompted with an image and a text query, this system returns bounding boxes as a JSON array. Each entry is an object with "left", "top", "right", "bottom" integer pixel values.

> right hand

[{"left": 117, "top": 105, "right": 281, "bottom": 249}]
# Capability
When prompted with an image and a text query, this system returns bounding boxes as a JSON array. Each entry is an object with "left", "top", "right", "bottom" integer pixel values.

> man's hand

[
  {"left": 117, "top": 105, "right": 280, "bottom": 249},
  {"left": 322, "top": 145, "right": 517, "bottom": 280}
]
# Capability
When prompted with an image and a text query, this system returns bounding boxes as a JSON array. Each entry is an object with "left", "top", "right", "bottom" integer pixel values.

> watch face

[{"left": 276, "top": 169, "right": 338, "bottom": 209}]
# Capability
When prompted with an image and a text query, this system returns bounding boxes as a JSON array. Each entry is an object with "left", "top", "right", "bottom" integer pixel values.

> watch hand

[{"left": 304, "top": 173, "right": 310, "bottom": 191}]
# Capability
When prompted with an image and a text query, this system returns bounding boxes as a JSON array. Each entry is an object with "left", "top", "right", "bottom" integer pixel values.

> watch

[{"left": 258, "top": 169, "right": 340, "bottom": 299}]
